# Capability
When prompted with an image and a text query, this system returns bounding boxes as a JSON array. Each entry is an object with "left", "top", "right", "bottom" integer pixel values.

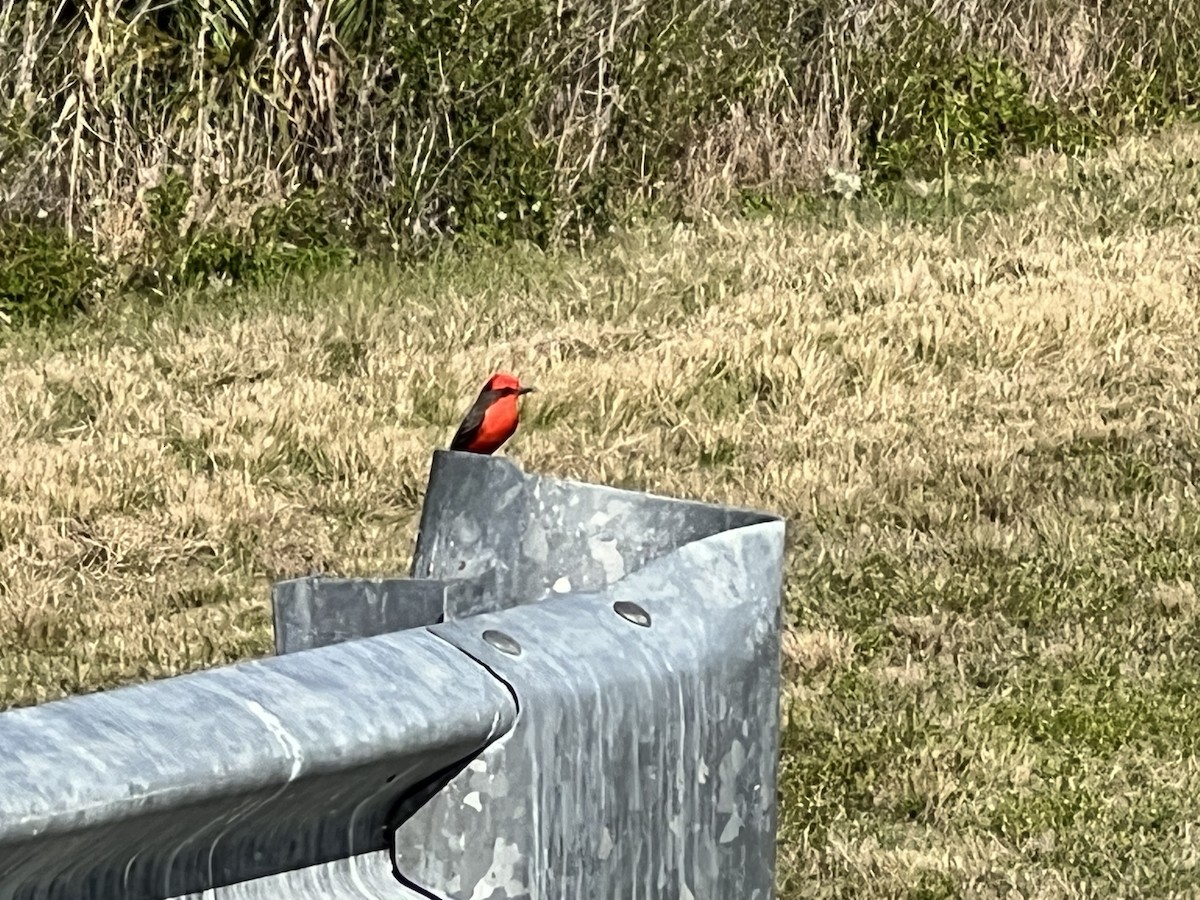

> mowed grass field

[{"left": 4, "top": 126, "right": 1200, "bottom": 895}]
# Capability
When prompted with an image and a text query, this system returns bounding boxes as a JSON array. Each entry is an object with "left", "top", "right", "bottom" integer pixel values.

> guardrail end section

[{"left": 393, "top": 518, "right": 786, "bottom": 900}]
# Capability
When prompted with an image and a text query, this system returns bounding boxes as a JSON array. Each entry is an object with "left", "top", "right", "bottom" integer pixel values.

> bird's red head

[{"left": 484, "top": 371, "right": 535, "bottom": 396}]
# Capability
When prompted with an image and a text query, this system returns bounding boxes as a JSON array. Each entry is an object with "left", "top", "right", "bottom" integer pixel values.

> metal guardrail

[{"left": 0, "top": 450, "right": 786, "bottom": 899}]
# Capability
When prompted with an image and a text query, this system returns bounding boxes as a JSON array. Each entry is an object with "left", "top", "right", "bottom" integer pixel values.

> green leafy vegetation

[
  {"left": 132, "top": 172, "right": 357, "bottom": 295},
  {"left": 0, "top": 220, "right": 103, "bottom": 325},
  {"left": 861, "top": 52, "right": 1101, "bottom": 183},
  {"left": 3, "top": 1, "right": 1200, "bottom": 324}
]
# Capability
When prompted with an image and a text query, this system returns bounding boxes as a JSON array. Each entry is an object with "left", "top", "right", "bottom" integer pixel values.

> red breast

[{"left": 469, "top": 394, "right": 521, "bottom": 453}]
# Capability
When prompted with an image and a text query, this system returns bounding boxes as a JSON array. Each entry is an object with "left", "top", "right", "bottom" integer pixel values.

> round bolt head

[
  {"left": 482, "top": 629, "right": 522, "bottom": 656},
  {"left": 613, "top": 600, "right": 652, "bottom": 627}
]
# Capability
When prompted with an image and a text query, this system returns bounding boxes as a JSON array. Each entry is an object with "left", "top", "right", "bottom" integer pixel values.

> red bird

[{"left": 449, "top": 372, "right": 536, "bottom": 455}]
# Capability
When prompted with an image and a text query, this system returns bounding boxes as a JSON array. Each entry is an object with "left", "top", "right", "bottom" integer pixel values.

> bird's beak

[{"left": 518, "top": 386, "right": 536, "bottom": 395}]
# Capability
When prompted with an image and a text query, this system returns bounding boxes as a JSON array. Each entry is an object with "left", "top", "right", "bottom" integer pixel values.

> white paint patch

[
  {"left": 244, "top": 700, "right": 303, "bottom": 782},
  {"left": 489, "top": 708, "right": 508, "bottom": 740},
  {"left": 588, "top": 509, "right": 614, "bottom": 528},
  {"left": 668, "top": 814, "right": 684, "bottom": 838},
  {"left": 468, "top": 759, "right": 488, "bottom": 773},
  {"left": 463, "top": 791, "right": 483, "bottom": 812},
  {"left": 719, "top": 811, "right": 744, "bottom": 844},
  {"left": 681, "top": 884, "right": 696, "bottom": 900},
  {"left": 590, "top": 537, "right": 626, "bottom": 583},
  {"left": 524, "top": 521, "right": 549, "bottom": 561},
  {"left": 193, "top": 696, "right": 307, "bottom": 888},
  {"left": 697, "top": 759, "right": 709, "bottom": 785},
  {"left": 469, "top": 837, "right": 526, "bottom": 900},
  {"left": 716, "top": 740, "right": 746, "bottom": 814},
  {"left": 552, "top": 576, "right": 571, "bottom": 593},
  {"left": 454, "top": 517, "right": 481, "bottom": 545},
  {"left": 598, "top": 827, "right": 614, "bottom": 860}
]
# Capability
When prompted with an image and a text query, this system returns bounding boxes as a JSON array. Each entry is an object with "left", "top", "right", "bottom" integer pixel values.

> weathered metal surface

[
  {"left": 275, "top": 451, "right": 776, "bottom": 651},
  {"left": 0, "top": 629, "right": 515, "bottom": 900},
  {"left": 393, "top": 518, "right": 785, "bottom": 900},
  {"left": 172, "top": 851, "right": 428, "bottom": 900},
  {"left": 411, "top": 451, "right": 772, "bottom": 620},
  {"left": 0, "top": 450, "right": 785, "bottom": 900},
  {"left": 271, "top": 576, "right": 445, "bottom": 654}
]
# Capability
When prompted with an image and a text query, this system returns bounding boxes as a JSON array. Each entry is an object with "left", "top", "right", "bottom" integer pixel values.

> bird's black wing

[{"left": 449, "top": 389, "right": 499, "bottom": 450}]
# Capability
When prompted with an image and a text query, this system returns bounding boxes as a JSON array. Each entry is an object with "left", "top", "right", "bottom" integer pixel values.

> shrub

[
  {"left": 0, "top": 220, "right": 103, "bottom": 326},
  {"left": 1, "top": 0, "right": 1199, "bottom": 322},
  {"left": 136, "top": 173, "right": 357, "bottom": 295},
  {"left": 858, "top": 18, "right": 1103, "bottom": 184}
]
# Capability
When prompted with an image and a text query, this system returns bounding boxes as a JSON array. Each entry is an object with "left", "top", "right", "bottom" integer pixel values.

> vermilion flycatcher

[{"left": 449, "top": 372, "right": 536, "bottom": 455}]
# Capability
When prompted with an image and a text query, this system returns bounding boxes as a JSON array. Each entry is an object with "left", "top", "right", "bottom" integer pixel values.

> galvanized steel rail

[{"left": 0, "top": 451, "right": 785, "bottom": 899}]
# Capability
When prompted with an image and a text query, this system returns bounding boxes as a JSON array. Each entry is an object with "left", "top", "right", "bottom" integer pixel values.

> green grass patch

[{"left": 0, "top": 219, "right": 104, "bottom": 326}]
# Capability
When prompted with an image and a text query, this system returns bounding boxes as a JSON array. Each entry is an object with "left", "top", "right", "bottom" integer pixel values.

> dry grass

[
  {"left": 4, "top": 0, "right": 1198, "bottom": 262},
  {"left": 4, "top": 126, "right": 1200, "bottom": 895}
]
